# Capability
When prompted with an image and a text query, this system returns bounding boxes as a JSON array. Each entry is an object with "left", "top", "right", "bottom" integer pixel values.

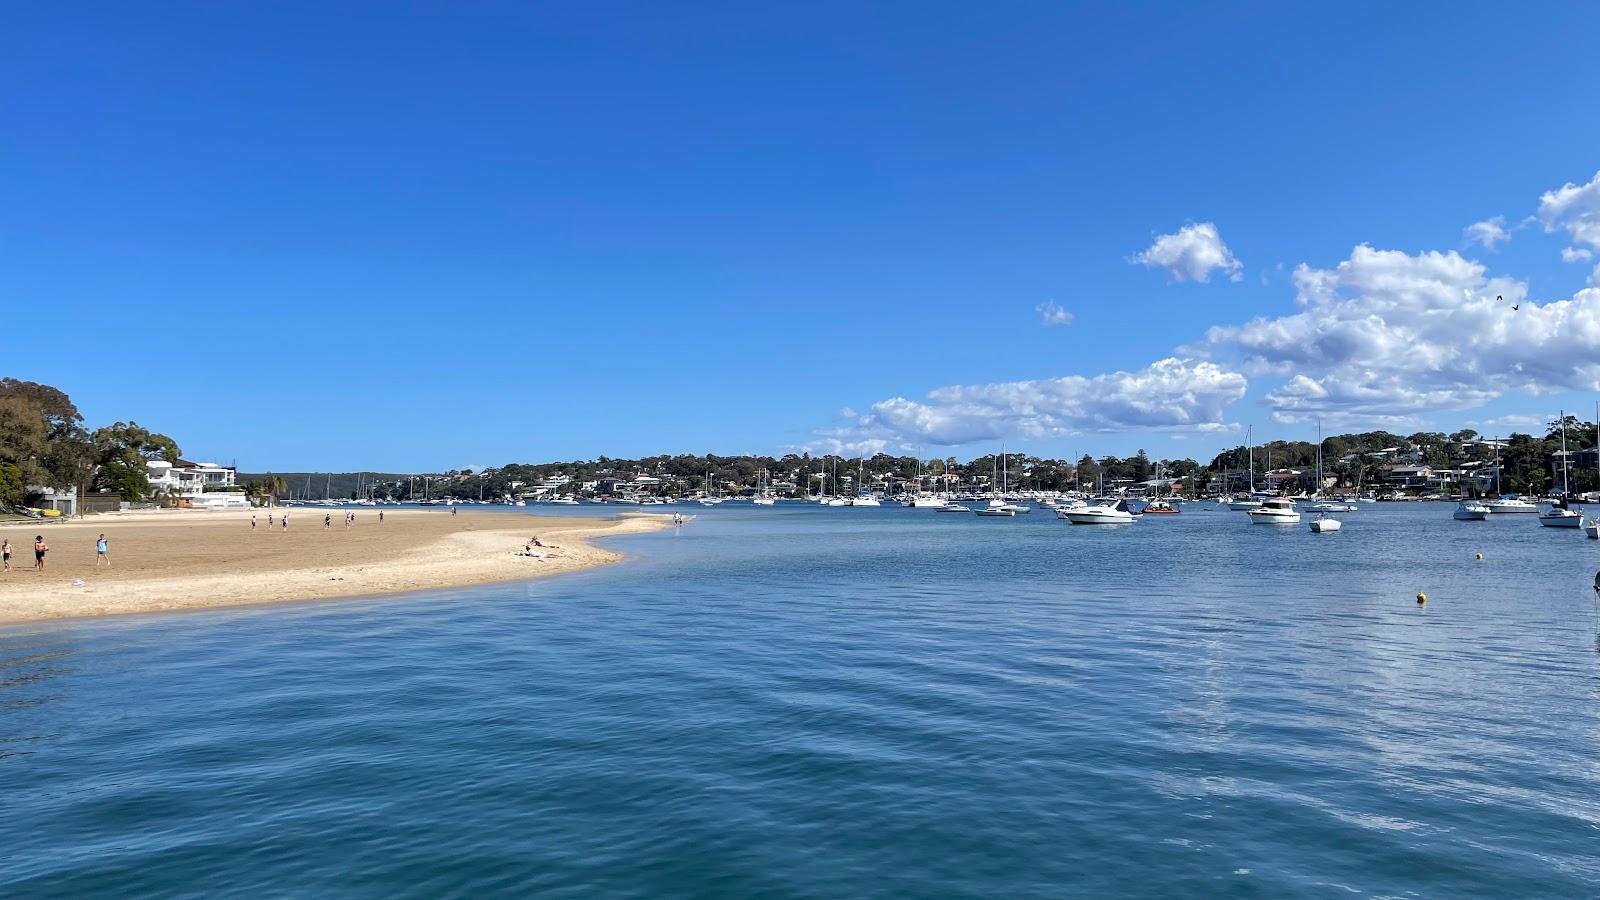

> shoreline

[{"left": 0, "top": 508, "right": 672, "bottom": 626}]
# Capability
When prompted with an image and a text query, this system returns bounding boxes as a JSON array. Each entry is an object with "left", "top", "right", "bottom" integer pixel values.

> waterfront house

[{"left": 146, "top": 459, "right": 237, "bottom": 496}]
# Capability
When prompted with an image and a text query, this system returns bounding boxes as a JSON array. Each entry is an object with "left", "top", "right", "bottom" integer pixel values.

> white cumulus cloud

[
  {"left": 1561, "top": 246, "right": 1593, "bottom": 263},
  {"left": 1198, "top": 244, "right": 1600, "bottom": 423},
  {"left": 1463, "top": 215, "right": 1510, "bottom": 249},
  {"left": 1035, "top": 300, "right": 1074, "bottom": 326},
  {"left": 1131, "top": 222, "right": 1243, "bottom": 283},
  {"left": 818, "top": 358, "right": 1248, "bottom": 449},
  {"left": 1538, "top": 170, "right": 1600, "bottom": 255}
]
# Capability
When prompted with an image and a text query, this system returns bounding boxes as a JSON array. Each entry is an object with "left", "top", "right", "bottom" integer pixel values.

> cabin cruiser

[
  {"left": 850, "top": 495, "right": 882, "bottom": 507},
  {"left": 1452, "top": 500, "right": 1492, "bottom": 521},
  {"left": 936, "top": 503, "right": 972, "bottom": 513},
  {"left": 1538, "top": 500, "right": 1583, "bottom": 528},
  {"left": 1226, "top": 495, "right": 1263, "bottom": 511},
  {"left": 1305, "top": 500, "right": 1357, "bottom": 512},
  {"left": 1484, "top": 497, "right": 1540, "bottom": 514},
  {"left": 1051, "top": 499, "right": 1090, "bottom": 518},
  {"left": 1061, "top": 498, "right": 1138, "bottom": 525},
  {"left": 982, "top": 498, "right": 1030, "bottom": 514},
  {"left": 1247, "top": 497, "right": 1301, "bottom": 524}
]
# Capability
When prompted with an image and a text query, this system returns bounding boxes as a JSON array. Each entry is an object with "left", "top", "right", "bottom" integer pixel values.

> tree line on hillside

[
  {"left": 255, "top": 418, "right": 1599, "bottom": 502},
  {"left": 0, "top": 379, "right": 185, "bottom": 508}
]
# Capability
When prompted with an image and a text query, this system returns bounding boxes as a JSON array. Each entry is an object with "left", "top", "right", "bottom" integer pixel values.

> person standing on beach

[
  {"left": 325, "top": 513, "right": 331, "bottom": 529},
  {"left": 379, "top": 510, "right": 384, "bottom": 523},
  {"left": 96, "top": 533, "right": 110, "bottom": 567},
  {"left": 252, "top": 514, "right": 257, "bottom": 531},
  {"left": 34, "top": 535, "right": 47, "bottom": 571},
  {"left": 282, "top": 513, "right": 289, "bottom": 531},
  {"left": 452, "top": 506, "right": 457, "bottom": 517},
  {"left": 2, "top": 539, "right": 11, "bottom": 571}
]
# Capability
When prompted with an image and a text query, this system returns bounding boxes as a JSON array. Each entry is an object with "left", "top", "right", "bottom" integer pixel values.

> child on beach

[
  {"left": 34, "top": 535, "right": 47, "bottom": 571},
  {"left": 96, "top": 533, "right": 110, "bottom": 567}
]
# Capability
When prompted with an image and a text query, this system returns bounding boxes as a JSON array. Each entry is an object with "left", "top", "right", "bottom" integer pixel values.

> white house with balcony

[{"left": 146, "top": 459, "right": 237, "bottom": 496}]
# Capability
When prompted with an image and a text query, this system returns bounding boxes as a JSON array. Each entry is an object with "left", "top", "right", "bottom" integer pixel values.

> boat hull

[{"left": 1063, "top": 511, "right": 1134, "bottom": 525}]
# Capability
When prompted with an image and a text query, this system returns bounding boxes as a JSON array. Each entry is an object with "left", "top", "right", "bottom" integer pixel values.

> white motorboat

[
  {"left": 1484, "top": 498, "right": 1540, "bottom": 514},
  {"left": 936, "top": 503, "right": 972, "bottom": 513},
  {"left": 974, "top": 506, "right": 1016, "bottom": 517},
  {"left": 908, "top": 495, "right": 948, "bottom": 508},
  {"left": 1247, "top": 497, "right": 1301, "bottom": 524},
  {"left": 751, "top": 495, "right": 776, "bottom": 506},
  {"left": 1453, "top": 500, "right": 1492, "bottom": 521},
  {"left": 1227, "top": 497, "right": 1263, "bottom": 511},
  {"left": 1051, "top": 499, "right": 1090, "bottom": 519},
  {"left": 1306, "top": 501, "right": 1357, "bottom": 512},
  {"left": 984, "top": 498, "right": 1030, "bottom": 514},
  {"left": 1061, "top": 499, "right": 1138, "bottom": 525},
  {"left": 548, "top": 498, "right": 579, "bottom": 505},
  {"left": 1539, "top": 506, "right": 1583, "bottom": 528},
  {"left": 1584, "top": 517, "right": 1599, "bottom": 539},
  {"left": 825, "top": 497, "right": 849, "bottom": 507},
  {"left": 850, "top": 495, "right": 882, "bottom": 507},
  {"left": 1308, "top": 513, "right": 1342, "bottom": 533}
]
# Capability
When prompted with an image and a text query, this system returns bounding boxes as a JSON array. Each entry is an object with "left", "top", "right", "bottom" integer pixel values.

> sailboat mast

[
  {"left": 1560, "top": 409, "right": 1570, "bottom": 495},
  {"left": 1247, "top": 425, "right": 1255, "bottom": 493}
]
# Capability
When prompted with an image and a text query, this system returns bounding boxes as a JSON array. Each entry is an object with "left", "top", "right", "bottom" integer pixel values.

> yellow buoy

[{"left": 1417, "top": 592, "right": 1427, "bottom": 605}]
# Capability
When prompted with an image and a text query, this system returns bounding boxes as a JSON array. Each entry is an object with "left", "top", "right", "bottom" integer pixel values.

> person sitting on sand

[
  {"left": 96, "top": 533, "right": 110, "bottom": 567},
  {"left": 34, "top": 535, "right": 47, "bottom": 571}
]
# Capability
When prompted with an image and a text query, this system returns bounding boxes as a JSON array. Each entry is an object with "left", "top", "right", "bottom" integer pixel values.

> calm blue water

[{"left": 3, "top": 503, "right": 1599, "bottom": 897}]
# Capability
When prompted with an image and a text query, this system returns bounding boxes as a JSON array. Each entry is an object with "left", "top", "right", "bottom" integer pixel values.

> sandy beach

[{"left": 0, "top": 508, "right": 670, "bottom": 625}]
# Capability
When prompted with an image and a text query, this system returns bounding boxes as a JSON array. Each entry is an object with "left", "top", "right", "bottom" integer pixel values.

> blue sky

[{"left": 5, "top": 3, "right": 1599, "bottom": 471}]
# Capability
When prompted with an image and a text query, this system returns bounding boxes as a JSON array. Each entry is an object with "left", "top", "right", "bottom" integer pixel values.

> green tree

[
  {"left": 0, "top": 397, "right": 51, "bottom": 486},
  {"left": 0, "top": 462, "right": 24, "bottom": 505},
  {"left": 97, "top": 460, "right": 151, "bottom": 501}
]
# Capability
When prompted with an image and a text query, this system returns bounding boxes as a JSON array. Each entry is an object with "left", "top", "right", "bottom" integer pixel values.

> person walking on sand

[
  {"left": 379, "top": 510, "right": 384, "bottom": 523},
  {"left": 34, "top": 535, "right": 47, "bottom": 571},
  {"left": 2, "top": 539, "right": 11, "bottom": 571},
  {"left": 451, "top": 506, "right": 457, "bottom": 517},
  {"left": 96, "top": 533, "right": 110, "bottom": 567},
  {"left": 325, "top": 513, "right": 332, "bottom": 529},
  {"left": 252, "top": 514, "right": 257, "bottom": 531},
  {"left": 282, "top": 513, "right": 289, "bottom": 531}
]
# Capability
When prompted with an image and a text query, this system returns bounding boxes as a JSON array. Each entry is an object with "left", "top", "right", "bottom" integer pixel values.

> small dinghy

[{"left": 1309, "top": 513, "right": 1341, "bottom": 533}]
